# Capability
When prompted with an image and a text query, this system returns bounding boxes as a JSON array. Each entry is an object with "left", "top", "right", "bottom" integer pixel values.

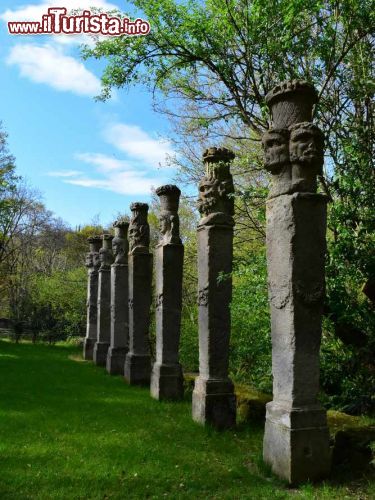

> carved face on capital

[
  {"left": 128, "top": 220, "right": 150, "bottom": 251},
  {"left": 99, "top": 248, "right": 105, "bottom": 264},
  {"left": 92, "top": 252, "right": 100, "bottom": 269},
  {"left": 85, "top": 252, "right": 93, "bottom": 268},
  {"left": 198, "top": 178, "right": 219, "bottom": 215},
  {"left": 289, "top": 123, "right": 324, "bottom": 169},
  {"left": 128, "top": 225, "right": 140, "bottom": 250},
  {"left": 198, "top": 176, "right": 235, "bottom": 217},
  {"left": 159, "top": 213, "right": 170, "bottom": 236},
  {"left": 112, "top": 237, "right": 124, "bottom": 257},
  {"left": 262, "top": 129, "right": 290, "bottom": 173},
  {"left": 159, "top": 212, "right": 180, "bottom": 244}
]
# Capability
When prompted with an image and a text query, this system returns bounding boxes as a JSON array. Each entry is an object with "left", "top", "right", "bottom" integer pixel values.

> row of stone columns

[
  {"left": 82, "top": 79, "right": 331, "bottom": 484},
  {"left": 82, "top": 190, "right": 184, "bottom": 400},
  {"left": 82, "top": 147, "right": 236, "bottom": 421}
]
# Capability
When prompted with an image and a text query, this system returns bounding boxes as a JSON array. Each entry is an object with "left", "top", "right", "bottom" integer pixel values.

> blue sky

[{"left": 0, "top": 0, "right": 176, "bottom": 228}]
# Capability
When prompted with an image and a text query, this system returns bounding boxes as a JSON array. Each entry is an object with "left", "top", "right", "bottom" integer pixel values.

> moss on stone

[
  {"left": 327, "top": 410, "right": 374, "bottom": 433},
  {"left": 235, "top": 384, "right": 272, "bottom": 424}
]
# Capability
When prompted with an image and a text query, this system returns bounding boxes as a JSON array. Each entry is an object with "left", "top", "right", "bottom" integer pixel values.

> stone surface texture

[
  {"left": 93, "top": 234, "right": 114, "bottom": 366},
  {"left": 192, "top": 147, "right": 237, "bottom": 430},
  {"left": 106, "top": 220, "right": 129, "bottom": 375},
  {"left": 124, "top": 203, "right": 153, "bottom": 385},
  {"left": 262, "top": 80, "right": 331, "bottom": 483},
  {"left": 83, "top": 236, "right": 102, "bottom": 360},
  {"left": 151, "top": 185, "right": 184, "bottom": 400}
]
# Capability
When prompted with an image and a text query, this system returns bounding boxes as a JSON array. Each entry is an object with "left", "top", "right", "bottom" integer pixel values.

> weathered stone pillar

[
  {"left": 124, "top": 203, "right": 153, "bottom": 385},
  {"left": 192, "top": 147, "right": 236, "bottom": 430},
  {"left": 262, "top": 80, "right": 331, "bottom": 483},
  {"left": 106, "top": 220, "right": 129, "bottom": 375},
  {"left": 151, "top": 185, "right": 184, "bottom": 400},
  {"left": 83, "top": 236, "right": 102, "bottom": 360},
  {"left": 93, "top": 234, "right": 114, "bottom": 366}
]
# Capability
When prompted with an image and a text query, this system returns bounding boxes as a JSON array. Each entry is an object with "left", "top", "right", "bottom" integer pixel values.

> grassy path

[{"left": 0, "top": 340, "right": 373, "bottom": 499}]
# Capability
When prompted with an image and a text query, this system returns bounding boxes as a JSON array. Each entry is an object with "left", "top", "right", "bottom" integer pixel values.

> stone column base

[
  {"left": 106, "top": 347, "right": 127, "bottom": 375},
  {"left": 93, "top": 342, "right": 110, "bottom": 366},
  {"left": 83, "top": 338, "right": 96, "bottom": 360},
  {"left": 124, "top": 353, "right": 151, "bottom": 386},
  {"left": 192, "top": 377, "right": 236, "bottom": 430},
  {"left": 263, "top": 402, "right": 331, "bottom": 484},
  {"left": 150, "top": 362, "right": 184, "bottom": 401}
]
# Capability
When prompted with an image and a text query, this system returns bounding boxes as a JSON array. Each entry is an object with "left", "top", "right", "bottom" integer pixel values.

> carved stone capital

[
  {"left": 197, "top": 147, "right": 235, "bottom": 226},
  {"left": 86, "top": 236, "right": 102, "bottom": 270},
  {"left": 99, "top": 234, "right": 114, "bottom": 270},
  {"left": 85, "top": 252, "right": 93, "bottom": 269},
  {"left": 156, "top": 184, "right": 182, "bottom": 245},
  {"left": 266, "top": 79, "right": 318, "bottom": 128},
  {"left": 156, "top": 184, "right": 181, "bottom": 212},
  {"left": 202, "top": 147, "right": 235, "bottom": 164},
  {"left": 129, "top": 203, "right": 150, "bottom": 254},
  {"left": 263, "top": 82, "right": 325, "bottom": 198},
  {"left": 112, "top": 219, "right": 129, "bottom": 264}
]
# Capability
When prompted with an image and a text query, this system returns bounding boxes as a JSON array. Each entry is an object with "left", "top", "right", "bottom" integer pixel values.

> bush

[{"left": 27, "top": 267, "right": 86, "bottom": 339}]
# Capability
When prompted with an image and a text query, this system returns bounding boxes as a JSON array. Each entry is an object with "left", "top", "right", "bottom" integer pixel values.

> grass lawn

[{"left": 0, "top": 339, "right": 373, "bottom": 499}]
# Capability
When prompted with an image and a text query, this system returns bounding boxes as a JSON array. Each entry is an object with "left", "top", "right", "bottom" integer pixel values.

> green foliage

[
  {"left": 64, "top": 224, "right": 104, "bottom": 268},
  {"left": 230, "top": 251, "right": 272, "bottom": 393},
  {"left": 0, "top": 123, "right": 17, "bottom": 196},
  {"left": 320, "top": 320, "right": 375, "bottom": 415},
  {"left": 0, "top": 123, "right": 18, "bottom": 262},
  {"left": 29, "top": 267, "right": 87, "bottom": 338},
  {"left": 179, "top": 306, "right": 199, "bottom": 372}
]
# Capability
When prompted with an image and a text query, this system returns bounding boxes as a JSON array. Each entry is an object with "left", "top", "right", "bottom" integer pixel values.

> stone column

[
  {"left": 124, "top": 203, "right": 153, "bottom": 385},
  {"left": 262, "top": 80, "right": 331, "bottom": 483},
  {"left": 106, "top": 220, "right": 129, "bottom": 375},
  {"left": 93, "top": 234, "right": 114, "bottom": 366},
  {"left": 192, "top": 147, "right": 236, "bottom": 430},
  {"left": 83, "top": 236, "right": 102, "bottom": 360},
  {"left": 151, "top": 185, "right": 184, "bottom": 400}
]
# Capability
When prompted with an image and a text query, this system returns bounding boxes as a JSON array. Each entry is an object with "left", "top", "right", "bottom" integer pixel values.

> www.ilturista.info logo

[{"left": 8, "top": 7, "right": 151, "bottom": 36}]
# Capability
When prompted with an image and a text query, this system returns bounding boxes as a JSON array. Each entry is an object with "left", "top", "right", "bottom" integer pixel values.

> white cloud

[
  {"left": 6, "top": 43, "right": 101, "bottom": 96},
  {"left": 65, "top": 170, "right": 163, "bottom": 195},
  {"left": 76, "top": 153, "right": 132, "bottom": 172},
  {"left": 47, "top": 169, "right": 83, "bottom": 177},
  {"left": 104, "top": 123, "right": 174, "bottom": 166},
  {"left": 48, "top": 123, "right": 175, "bottom": 195},
  {"left": 59, "top": 154, "right": 167, "bottom": 195}
]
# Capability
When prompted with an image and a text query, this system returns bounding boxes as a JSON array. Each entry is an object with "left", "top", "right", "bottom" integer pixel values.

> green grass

[{"left": 0, "top": 340, "right": 373, "bottom": 499}]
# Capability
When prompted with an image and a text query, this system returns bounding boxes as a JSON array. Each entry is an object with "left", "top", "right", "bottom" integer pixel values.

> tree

[
  {"left": 0, "top": 123, "right": 18, "bottom": 266},
  {"left": 85, "top": 0, "right": 374, "bottom": 261}
]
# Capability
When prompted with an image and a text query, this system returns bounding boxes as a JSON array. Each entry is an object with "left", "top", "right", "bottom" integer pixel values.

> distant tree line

[{"left": 0, "top": 124, "right": 104, "bottom": 342}]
